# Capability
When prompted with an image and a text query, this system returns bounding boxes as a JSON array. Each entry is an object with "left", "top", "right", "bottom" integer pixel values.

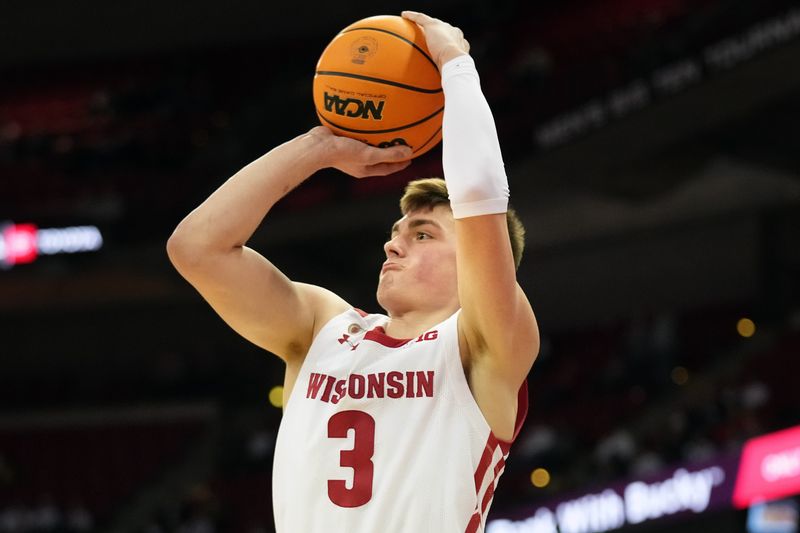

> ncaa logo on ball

[
  {"left": 323, "top": 92, "right": 385, "bottom": 120},
  {"left": 350, "top": 37, "right": 378, "bottom": 64}
]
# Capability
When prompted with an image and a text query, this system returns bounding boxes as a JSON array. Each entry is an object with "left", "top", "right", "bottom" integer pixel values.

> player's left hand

[
  {"left": 309, "top": 126, "right": 412, "bottom": 178},
  {"left": 402, "top": 11, "right": 470, "bottom": 69}
]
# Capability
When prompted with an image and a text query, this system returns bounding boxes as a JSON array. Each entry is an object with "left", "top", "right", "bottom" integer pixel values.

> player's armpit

[{"left": 167, "top": 239, "right": 349, "bottom": 362}]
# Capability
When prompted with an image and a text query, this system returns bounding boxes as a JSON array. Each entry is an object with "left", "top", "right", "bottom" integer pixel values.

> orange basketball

[{"left": 313, "top": 15, "right": 443, "bottom": 159}]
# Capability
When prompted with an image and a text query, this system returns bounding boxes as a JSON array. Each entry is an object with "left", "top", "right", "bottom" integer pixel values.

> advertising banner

[
  {"left": 488, "top": 456, "right": 739, "bottom": 533},
  {"left": 734, "top": 425, "right": 800, "bottom": 509}
]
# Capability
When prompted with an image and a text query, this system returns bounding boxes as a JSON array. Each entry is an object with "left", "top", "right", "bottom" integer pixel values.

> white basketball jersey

[{"left": 273, "top": 308, "right": 528, "bottom": 533}]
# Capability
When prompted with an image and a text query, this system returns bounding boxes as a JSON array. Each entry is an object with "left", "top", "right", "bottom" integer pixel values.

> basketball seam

[
  {"left": 316, "top": 106, "right": 444, "bottom": 135},
  {"left": 412, "top": 125, "right": 442, "bottom": 153},
  {"left": 340, "top": 27, "right": 440, "bottom": 74},
  {"left": 315, "top": 71, "right": 442, "bottom": 94}
]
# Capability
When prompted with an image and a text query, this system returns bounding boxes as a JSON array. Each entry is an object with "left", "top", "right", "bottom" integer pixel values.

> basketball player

[{"left": 166, "top": 10, "right": 539, "bottom": 533}]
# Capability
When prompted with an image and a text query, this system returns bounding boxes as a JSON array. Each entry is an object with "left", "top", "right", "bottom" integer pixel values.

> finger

[
  {"left": 387, "top": 145, "right": 413, "bottom": 161},
  {"left": 366, "top": 144, "right": 412, "bottom": 164},
  {"left": 401, "top": 11, "right": 435, "bottom": 25},
  {"left": 360, "top": 160, "right": 413, "bottom": 178}
]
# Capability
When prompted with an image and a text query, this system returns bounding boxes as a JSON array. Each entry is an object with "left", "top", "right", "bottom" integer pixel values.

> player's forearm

[
  {"left": 441, "top": 55, "right": 509, "bottom": 219},
  {"left": 168, "top": 130, "right": 328, "bottom": 255}
]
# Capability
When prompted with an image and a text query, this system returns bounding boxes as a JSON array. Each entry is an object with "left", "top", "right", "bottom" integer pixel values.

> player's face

[{"left": 376, "top": 205, "right": 459, "bottom": 315}]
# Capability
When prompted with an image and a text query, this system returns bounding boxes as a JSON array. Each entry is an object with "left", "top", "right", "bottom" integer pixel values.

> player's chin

[{"left": 375, "top": 281, "right": 396, "bottom": 309}]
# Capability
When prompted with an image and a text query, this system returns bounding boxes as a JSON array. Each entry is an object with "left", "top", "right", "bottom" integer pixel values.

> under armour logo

[{"left": 337, "top": 333, "right": 359, "bottom": 351}]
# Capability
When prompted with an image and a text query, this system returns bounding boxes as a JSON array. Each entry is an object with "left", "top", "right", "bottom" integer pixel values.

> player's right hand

[
  {"left": 402, "top": 11, "right": 470, "bottom": 69},
  {"left": 308, "top": 126, "right": 412, "bottom": 178}
]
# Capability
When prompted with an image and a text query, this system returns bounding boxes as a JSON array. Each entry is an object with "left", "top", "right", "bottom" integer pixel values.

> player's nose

[{"left": 383, "top": 235, "right": 405, "bottom": 257}]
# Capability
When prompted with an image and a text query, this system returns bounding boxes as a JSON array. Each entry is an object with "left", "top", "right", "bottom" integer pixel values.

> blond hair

[{"left": 399, "top": 178, "right": 525, "bottom": 269}]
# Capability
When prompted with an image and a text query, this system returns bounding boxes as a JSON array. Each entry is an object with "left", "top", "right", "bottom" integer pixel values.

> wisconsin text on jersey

[{"left": 306, "top": 370, "right": 435, "bottom": 404}]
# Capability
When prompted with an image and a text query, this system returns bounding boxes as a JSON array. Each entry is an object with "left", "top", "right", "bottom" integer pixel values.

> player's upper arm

[
  {"left": 166, "top": 233, "right": 349, "bottom": 362},
  {"left": 455, "top": 213, "right": 539, "bottom": 383}
]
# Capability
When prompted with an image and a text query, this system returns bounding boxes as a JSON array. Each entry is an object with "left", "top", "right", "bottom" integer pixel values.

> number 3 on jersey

[{"left": 327, "top": 410, "right": 375, "bottom": 507}]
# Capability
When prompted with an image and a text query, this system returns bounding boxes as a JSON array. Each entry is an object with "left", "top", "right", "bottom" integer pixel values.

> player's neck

[{"left": 384, "top": 306, "right": 458, "bottom": 339}]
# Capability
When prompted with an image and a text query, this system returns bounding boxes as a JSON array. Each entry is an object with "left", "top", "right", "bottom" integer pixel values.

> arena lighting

[
  {"left": 531, "top": 468, "right": 551, "bottom": 488},
  {"left": 738, "top": 318, "right": 757, "bottom": 338},
  {"left": 269, "top": 386, "right": 284, "bottom": 409},
  {"left": 0, "top": 222, "right": 103, "bottom": 268},
  {"left": 671, "top": 366, "right": 689, "bottom": 385}
]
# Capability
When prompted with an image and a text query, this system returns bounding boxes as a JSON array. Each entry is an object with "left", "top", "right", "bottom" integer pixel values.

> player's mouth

[{"left": 381, "top": 261, "right": 403, "bottom": 274}]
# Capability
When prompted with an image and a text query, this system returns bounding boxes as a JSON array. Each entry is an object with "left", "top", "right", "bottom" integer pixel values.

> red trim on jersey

[
  {"left": 497, "top": 380, "right": 529, "bottom": 454},
  {"left": 353, "top": 308, "right": 369, "bottom": 318},
  {"left": 465, "top": 512, "right": 481, "bottom": 533},
  {"left": 473, "top": 434, "right": 496, "bottom": 492},
  {"left": 466, "top": 381, "right": 529, "bottom": 533},
  {"left": 363, "top": 326, "right": 411, "bottom": 348},
  {"left": 480, "top": 457, "right": 506, "bottom": 514}
]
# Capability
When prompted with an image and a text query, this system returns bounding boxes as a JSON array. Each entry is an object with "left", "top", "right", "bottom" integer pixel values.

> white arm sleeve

[{"left": 441, "top": 54, "right": 509, "bottom": 219}]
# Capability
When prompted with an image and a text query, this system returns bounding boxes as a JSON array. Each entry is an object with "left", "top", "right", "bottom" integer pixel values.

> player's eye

[{"left": 416, "top": 232, "right": 431, "bottom": 240}]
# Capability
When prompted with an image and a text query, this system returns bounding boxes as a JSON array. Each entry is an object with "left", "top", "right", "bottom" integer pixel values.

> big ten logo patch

[
  {"left": 324, "top": 92, "right": 385, "bottom": 120},
  {"left": 415, "top": 330, "right": 438, "bottom": 343}
]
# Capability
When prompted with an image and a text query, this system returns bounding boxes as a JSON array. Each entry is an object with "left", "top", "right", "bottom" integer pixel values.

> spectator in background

[
  {"left": 0, "top": 502, "right": 26, "bottom": 533},
  {"left": 29, "top": 495, "right": 61, "bottom": 533},
  {"left": 595, "top": 428, "right": 637, "bottom": 477},
  {"left": 176, "top": 485, "right": 219, "bottom": 533},
  {"left": 245, "top": 424, "right": 275, "bottom": 468},
  {"left": 65, "top": 500, "right": 94, "bottom": 533}
]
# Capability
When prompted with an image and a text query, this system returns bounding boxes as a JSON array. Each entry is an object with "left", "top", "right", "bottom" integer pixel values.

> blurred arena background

[{"left": 1, "top": 0, "right": 799, "bottom": 531}]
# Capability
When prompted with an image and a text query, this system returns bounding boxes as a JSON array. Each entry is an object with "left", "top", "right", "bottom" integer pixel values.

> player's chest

[{"left": 302, "top": 324, "right": 447, "bottom": 407}]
